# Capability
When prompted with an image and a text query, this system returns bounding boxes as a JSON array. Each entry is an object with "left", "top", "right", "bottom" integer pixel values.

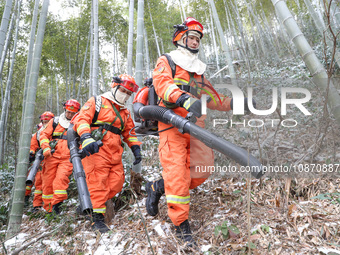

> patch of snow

[
  {"left": 298, "top": 224, "right": 309, "bottom": 234},
  {"left": 5, "top": 233, "right": 29, "bottom": 247},
  {"left": 154, "top": 223, "right": 166, "bottom": 237},
  {"left": 318, "top": 247, "right": 340, "bottom": 255},
  {"left": 42, "top": 240, "right": 65, "bottom": 252},
  {"left": 201, "top": 244, "right": 212, "bottom": 252}
]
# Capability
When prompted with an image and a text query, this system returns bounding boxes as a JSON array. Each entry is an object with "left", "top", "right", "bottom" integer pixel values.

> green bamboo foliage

[
  {"left": 272, "top": 0, "right": 340, "bottom": 125},
  {"left": 135, "top": 0, "right": 144, "bottom": 87},
  {"left": 127, "top": 0, "right": 134, "bottom": 76},
  {"left": 6, "top": 0, "right": 49, "bottom": 239}
]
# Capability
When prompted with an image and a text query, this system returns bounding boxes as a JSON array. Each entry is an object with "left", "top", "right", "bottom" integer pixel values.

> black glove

[
  {"left": 29, "top": 152, "right": 35, "bottom": 163},
  {"left": 230, "top": 97, "right": 256, "bottom": 113},
  {"left": 176, "top": 93, "right": 202, "bottom": 118},
  {"left": 131, "top": 145, "right": 142, "bottom": 165},
  {"left": 80, "top": 133, "right": 99, "bottom": 156}
]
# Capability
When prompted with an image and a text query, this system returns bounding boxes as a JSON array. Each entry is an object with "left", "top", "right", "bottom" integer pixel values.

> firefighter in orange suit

[
  {"left": 25, "top": 112, "right": 54, "bottom": 211},
  {"left": 72, "top": 74, "right": 142, "bottom": 233},
  {"left": 145, "top": 17, "right": 236, "bottom": 247},
  {"left": 39, "top": 100, "right": 80, "bottom": 214}
]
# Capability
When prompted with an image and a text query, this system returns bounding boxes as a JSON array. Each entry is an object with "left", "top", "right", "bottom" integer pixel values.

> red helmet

[
  {"left": 172, "top": 17, "right": 204, "bottom": 46},
  {"left": 111, "top": 74, "right": 139, "bottom": 92},
  {"left": 64, "top": 99, "right": 80, "bottom": 113},
  {"left": 39, "top": 111, "right": 54, "bottom": 121}
]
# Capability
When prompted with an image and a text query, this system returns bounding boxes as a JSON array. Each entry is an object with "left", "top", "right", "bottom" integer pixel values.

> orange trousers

[
  {"left": 82, "top": 154, "right": 125, "bottom": 214},
  {"left": 42, "top": 157, "right": 73, "bottom": 212},
  {"left": 33, "top": 171, "right": 43, "bottom": 207},
  {"left": 25, "top": 168, "right": 43, "bottom": 207},
  {"left": 159, "top": 125, "right": 214, "bottom": 226}
]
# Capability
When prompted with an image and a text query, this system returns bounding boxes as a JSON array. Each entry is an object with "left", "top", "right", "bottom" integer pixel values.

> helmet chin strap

[
  {"left": 177, "top": 44, "right": 199, "bottom": 54},
  {"left": 112, "top": 85, "right": 125, "bottom": 105}
]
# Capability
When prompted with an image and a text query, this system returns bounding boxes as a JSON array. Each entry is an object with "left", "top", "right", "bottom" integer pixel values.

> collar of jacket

[
  {"left": 168, "top": 47, "right": 206, "bottom": 75},
  {"left": 101, "top": 92, "right": 126, "bottom": 109},
  {"left": 58, "top": 112, "right": 70, "bottom": 129}
]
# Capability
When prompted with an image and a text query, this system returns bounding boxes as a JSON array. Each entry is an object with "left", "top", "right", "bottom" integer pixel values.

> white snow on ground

[
  {"left": 5, "top": 233, "right": 29, "bottom": 247},
  {"left": 87, "top": 233, "right": 127, "bottom": 255},
  {"left": 41, "top": 240, "right": 65, "bottom": 253}
]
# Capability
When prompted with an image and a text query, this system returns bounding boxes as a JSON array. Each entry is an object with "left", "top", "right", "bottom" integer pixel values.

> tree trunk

[
  {"left": 209, "top": 9, "right": 220, "bottom": 75},
  {"left": 135, "top": 0, "right": 144, "bottom": 87},
  {"left": 147, "top": 1, "right": 160, "bottom": 57},
  {"left": 89, "top": 5, "right": 93, "bottom": 98},
  {"left": 272, "top": 0, "right": 340, "bottom": 125},
  {"left": 208, "top": 0, "right": 236, "bottom": 81},
  {"left": 0, "top": 9, "right": 15, "bottom": 104},
  {"left": 72, "top": 31, "right": 80, "bottom": 98},
  {"left": 77, "top": 29, "right": 90, "bottom": 100},
  {"left": 127, "top": 0, "right": 134, "bottom": 76},
  {"left": 0, "top": 0, "right": 20, "bottom": 165},
  {"left": 178, "top": 0, "right": 187, "bottom": 18},
  {"left": 92, "top": 0, "right": 99, "bottom": 96},
  {"left": 62, "top": 31, "right": 69, "bottom": 99},
  {"left": 304, "top": 0, "right": 340, "bottom": 66},
  {"left": 143, "top": 27, "right": 150, "bottom": 77},
  {"left": 55, "top": 62, "right": 60, "bottom": 115},
  {"left": 7, "top": 0, "right": 49, "bottom": 239},
  {"left": 0, "top": 0, "right": 13, "bottom": 61}
]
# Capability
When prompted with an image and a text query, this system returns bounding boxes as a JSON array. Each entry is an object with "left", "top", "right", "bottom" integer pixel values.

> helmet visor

[{"left": 121, "top": 80, "right": 139, "bottom": 92}]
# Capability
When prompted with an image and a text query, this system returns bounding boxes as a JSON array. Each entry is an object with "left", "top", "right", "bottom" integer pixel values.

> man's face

[
  {"left": 118, "top": 86, "right": 133, "bottom": 96},
  {"left": 186, "top": 35, "right": 200, "bottom": 49},
  {"left": 65, "top": 110, "right": 76, "bottom": 120},
  {"left": 42, "top": 120, "right": 50, "bottom": 126}
]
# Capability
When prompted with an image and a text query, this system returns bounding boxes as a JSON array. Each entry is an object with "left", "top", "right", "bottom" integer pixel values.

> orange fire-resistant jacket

[
  {"left": 152, "top": 55, "right": 232, "bottom": 226},
  {"left": 39, "top": 117, "right": 73, "bottom": 212},
  {"left": 72, "top": 96, "right": 141, "bottom": 213}
]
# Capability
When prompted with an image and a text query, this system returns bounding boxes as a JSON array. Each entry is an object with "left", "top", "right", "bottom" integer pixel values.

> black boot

[
  {"left": 91, "top": 213, "right": 110, "bottom": 233},
  {"left": 24, "top": 196, "right": 30, "bottom": 207},
  {"left": 52, "top": 202, "right": 63, "bottom": 215},
  {"left": 175, "top": 220, "right": 197, "bottom": 248},
  {"left": 145, "top": 178, "right": 165, "bottom": 216},
  {"left": 32, "top": 206, "right": 42, "bottom": 213}
]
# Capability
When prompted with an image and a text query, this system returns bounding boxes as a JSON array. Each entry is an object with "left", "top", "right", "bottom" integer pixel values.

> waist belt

[
  {"left": 90, "top": 124, "right": 122, "bottom": 135},
  {"left": 51, "top": 135, "right": 67, "bottom": 140}
]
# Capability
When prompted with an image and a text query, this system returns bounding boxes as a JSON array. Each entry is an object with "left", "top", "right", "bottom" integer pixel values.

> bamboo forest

[{"left": 0, "top": 0, "right": 340, "bottom": 254}]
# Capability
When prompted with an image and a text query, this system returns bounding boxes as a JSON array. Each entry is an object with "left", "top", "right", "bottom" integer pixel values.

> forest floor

[
  {"left": 2, "top": 60, "right": 340, "bottom": 254},
  {"left": 1, "top": 175, "right": 340, "bottom": 255}
]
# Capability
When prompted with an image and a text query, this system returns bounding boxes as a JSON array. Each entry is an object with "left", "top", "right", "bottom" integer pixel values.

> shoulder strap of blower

[
  {"left": 92, "top": 95, "right": 102, "bottom": 124},
  {"left": 90, "top": 96, "right": 122, "bottom": 135},
  {"left": 161, "top": 54, "right": 201, "bottom": 98},
  {"left": 162, "top": 53, "right": 176, "bottom": 78},
  {"left": 51, "top": 117, "right": 67, "bottom": 139}
]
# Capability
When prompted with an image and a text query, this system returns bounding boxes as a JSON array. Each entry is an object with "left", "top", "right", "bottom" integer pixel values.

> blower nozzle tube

[
  {"left": 67, "top": 124, "right": 93, "bottom": 214},
  {"left": 136, "top": 105, "right": 264, "bottom": 179}
]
